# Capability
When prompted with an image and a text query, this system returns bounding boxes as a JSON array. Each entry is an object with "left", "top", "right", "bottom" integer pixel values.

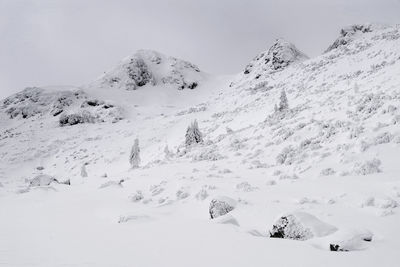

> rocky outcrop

[
  {"left": 325, "top": 24, "right": 373, "bottom": 52},
  {"left": 243, "top": 39, "right": 308, "bottom": 76},
  {"left": 95, "top": 50, "right": 204, "bottom": 91}
]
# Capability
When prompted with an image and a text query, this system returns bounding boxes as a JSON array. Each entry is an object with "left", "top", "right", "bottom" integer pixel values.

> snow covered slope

[{"left": 1, "top": 24, "right": 400, "bottom": 267}]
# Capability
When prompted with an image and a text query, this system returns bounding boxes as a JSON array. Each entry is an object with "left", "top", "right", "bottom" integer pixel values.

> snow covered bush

[
  {"left": 353, "top": 158, "right": 382, "bottom": 175},
  {"left": 373, "top": 132, "right": 393, "bottom": 145},
  {"left": 130, "top": 190, "right": 144, "bottom": 202},
  {"left": 192, "top": 145, "right": 223, "bottom": 162},
  {"left": 185, "top": 120, "right": 203, "bottom": 146},
  {"left": 320, "top": 168, "right": 336, "bottom": 176},
  {"left": 129, "top": 138, "right": 141, "bottom": 168},
  {"left": 276, "top": 146, "right": 296, "bottom": 165},
  {"left": 236, "top": 182, "right": 258, "bottom": 192},
  {"left": 59, "top": 111, "right": 95, "bottom": 126},
  {"left": 209, "top": 196, "right": 237, "bottom": 219}
]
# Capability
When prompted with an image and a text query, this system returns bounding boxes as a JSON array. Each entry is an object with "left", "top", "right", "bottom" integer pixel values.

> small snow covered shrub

[
  {"left": 236, "top": 182, "right": 258, "bottom": 192},
  {"left": 176, "top": 187, "right": 190, "bottom": 199},
  {"left": 185, "top": 120, "right": 203, "bottom": 146},
  {"left": 209, "top": 196, "right": 237, "bottom": 219},
  {"left": 373, "top": 132, "right": 393, "bottom": 145},
  {"left": 130, "top": 190, "right": 144, "bottom": 202},
  {"left": 129, "top": 138, "right": 141, "bottom": 168},
  {"left": 353, "top": 158, "right": 382, "bottom": 175},
  {"left": 192, "top": 145, "right": 223, "bottom": 162},
  {"left": 195, "top": 188, "right": 209, "bottom": 200},
  {"left": 320, "top": 168, "right": 336, "bottom": 176},
  {"left": 276, "top": 146, "right": 296, "bottom": 165},
  {"left": 59, "top": 111, "right": 95, "bottom": 126}
]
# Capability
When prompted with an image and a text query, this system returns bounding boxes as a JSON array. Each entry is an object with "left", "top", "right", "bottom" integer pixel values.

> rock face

[
  {"left": 94, "top": 50, "right": 204, "bottom": 91},
  {"left": 325, "top": 24, "right": 374, "bottom": 52},
  {"left": 243, "top": 39, "right": 308, "bottom": 76},
  {"left": 209, "top": 196, "right": 237, "bottom": 219},
  {"left": 269, "top": 212, "right": 337, "bottom": 240}
]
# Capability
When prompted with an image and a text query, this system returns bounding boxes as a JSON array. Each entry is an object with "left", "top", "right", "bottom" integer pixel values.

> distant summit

[
  {"left": 92, "top": 50, "right": 206, "bottom": 91},
  {"left": 232, "top": 38, "right": 308, "bottom": 87}
]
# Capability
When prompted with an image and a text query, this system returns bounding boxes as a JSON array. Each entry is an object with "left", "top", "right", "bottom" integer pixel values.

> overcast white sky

[{"left": 1, "top": 0, "right": 400, "bottom": 99}]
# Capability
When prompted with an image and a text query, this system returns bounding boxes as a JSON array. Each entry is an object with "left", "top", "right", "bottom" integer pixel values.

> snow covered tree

[
  {"left": 278, "top": 90, "right": 289, "bottom": 111},
  {"left": 164, "top": 144, "right": 172, "bottom": 159},
  {"left": 129, "top": 138, "right": 141, "bottom": 168},
  {"left": 185, "top": 120, "right": 203, "bottom": 146},
  {"left": 81, "top": 164, "right": 88, "bottom": 177}
]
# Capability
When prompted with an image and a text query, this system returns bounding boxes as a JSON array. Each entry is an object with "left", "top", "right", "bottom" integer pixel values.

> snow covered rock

[
  {"left": 269, "top": 212, "right": 337, "bottom": 240},
  {"left": 29, "top": 174, "right": 58, "bottom": 187},
  {"left": 328, "top": 229, "right": 373, "bottom": 251},
  {"left": 1, "top": 87, "right": 85, "bottom": 119},
  {"left": 92, "top": 50, "right": 204, "bottom": 91},
  {"left": 209, "top": 196, "right": 237, "bottom": 219},
  {"left": 1, "top": 87, "right": 124, "bottom": 125}
]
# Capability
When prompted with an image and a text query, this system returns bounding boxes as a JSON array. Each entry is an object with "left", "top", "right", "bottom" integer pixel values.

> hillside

[{"left": 1, "top": 24, "right": 400, "bottom": 267}]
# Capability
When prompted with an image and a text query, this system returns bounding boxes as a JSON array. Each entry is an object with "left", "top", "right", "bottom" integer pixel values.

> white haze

[{"left": 1, "top": 0, "right": 400, "bottom": 99}]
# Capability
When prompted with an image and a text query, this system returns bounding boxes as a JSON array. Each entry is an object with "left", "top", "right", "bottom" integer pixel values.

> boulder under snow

[
  {"left": 29, "top": 174, "right": 59, "bottom": 187},
  {"left": 209, "top": 196, "right": 237, "bottom": 219},
  {"left": 1, "top": 87, "right": 124, "bottom": 125},
  {"left": 269, "top": 211, "right": 337, "bottom": 241},
  {"left": 328, "top": 229, "right": 373, "bottom": 252}
]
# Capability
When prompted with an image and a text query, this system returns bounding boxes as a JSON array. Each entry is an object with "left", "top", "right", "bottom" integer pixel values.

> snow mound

[
  {"left": 209, "top": 196, "right": 237, "bottom": 219},
  {"left": 211, "top": 213, "right": 239, "bottom": 226},
  {"left": 92, "top": 49, "right": 206, "bottom": 91},
  {"left": 269, "top": 211, "right": 337, "bottom": 240}
]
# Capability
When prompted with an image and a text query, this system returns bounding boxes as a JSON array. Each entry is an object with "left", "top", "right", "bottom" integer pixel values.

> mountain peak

[
  {"left": 243, "top": 39, "right": 308, "bottom": 76},
  {"left": 324, "top": 23, "right": 390, "bottom": 52},
  {"left": 91, "top": 49, "right": 205, "bottom": 91}
]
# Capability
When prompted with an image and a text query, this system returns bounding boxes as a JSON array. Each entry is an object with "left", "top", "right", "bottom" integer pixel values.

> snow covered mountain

[
  {"left": 1, "top": 24, "right": 400, "bottom": 267},
  {"left": 90, "top": 49, "right": 207, "bottom": 91}
]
